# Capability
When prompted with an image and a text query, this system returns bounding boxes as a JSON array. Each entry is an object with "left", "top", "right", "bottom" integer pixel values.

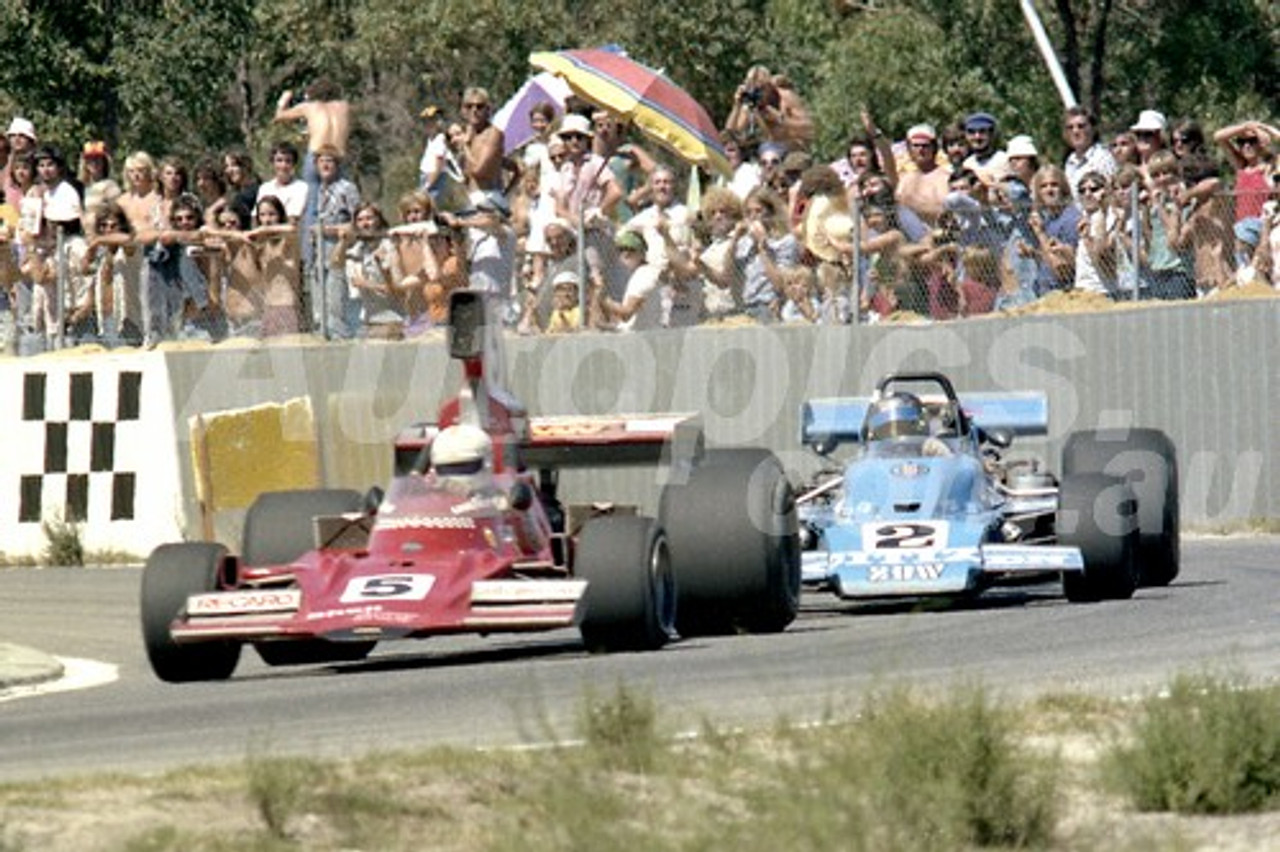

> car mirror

[
  {"left": 363, "top": 486, "right": 385, "bottom": 514},
  {"left": 983, "top": 427, "right": 1013, "bottom": 449},
  {"left": 509, "top": 481, "right": 535, "bottom": 511}
]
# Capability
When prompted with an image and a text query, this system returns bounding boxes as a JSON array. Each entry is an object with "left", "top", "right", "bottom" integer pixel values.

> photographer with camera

[{"left": 723, "top": 65, "right": 814, "bottom": 151}]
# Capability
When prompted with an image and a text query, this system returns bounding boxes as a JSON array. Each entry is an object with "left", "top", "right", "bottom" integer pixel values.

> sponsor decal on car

[
  {"left": 376, "top": 515, "right": 476, "bottom": 530},
  {"left": 188, "top": 590, "right": 301, "bottom": 615},
  {"left": 890, "top": 461, "right": 929, "bottom": 478},
  {"left": 868, "top": 563, "right": 946, "bottom": 583}
]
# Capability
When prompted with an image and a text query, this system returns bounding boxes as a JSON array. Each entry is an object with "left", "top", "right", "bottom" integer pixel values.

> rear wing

[
  {"left": 522, "top": 413, "right": 703, "bottom": 470},
  {"left": 800, "top": 392, "right": 1048, "bottom": 449},
  {"left": 394, "top": 413, "right": 704, "bottom": 474}
]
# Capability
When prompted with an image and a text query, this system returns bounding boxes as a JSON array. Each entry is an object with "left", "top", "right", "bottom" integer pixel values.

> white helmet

[{"left": 430, "top": 424, "right": 493, "bottom": 486}]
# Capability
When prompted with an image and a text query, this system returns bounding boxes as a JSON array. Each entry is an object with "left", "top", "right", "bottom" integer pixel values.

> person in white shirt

[
  {"left": 256, "top": 142, "right": 309, "bottom": 222},
  {"left": 1062, "top": 106, "right": 1117, "bottom": 200}
]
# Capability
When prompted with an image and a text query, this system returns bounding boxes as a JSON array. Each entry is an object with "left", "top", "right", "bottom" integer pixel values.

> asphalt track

[{"left": 0, "top": 536, "right": 1277, "bottom": 782}]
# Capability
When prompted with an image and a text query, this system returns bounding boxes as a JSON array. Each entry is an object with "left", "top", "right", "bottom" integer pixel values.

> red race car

[{"left": 142, "top": 291, "right": 799, "bottom": 682}]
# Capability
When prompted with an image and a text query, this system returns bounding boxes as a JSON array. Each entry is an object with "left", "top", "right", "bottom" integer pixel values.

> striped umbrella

[{"left": 529, "top": 47, "right": 730, "bottom": 177}]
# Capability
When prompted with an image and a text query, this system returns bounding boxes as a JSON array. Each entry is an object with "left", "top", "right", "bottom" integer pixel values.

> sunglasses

[
  {"left": 462, "top": 102, "right": 488, "bottom": 110},
  {"left": 759, "top": 157, "right": 781, "bottom": 166},
  {"left": 1238, "top": 137, "right": 1260, "bottom": 146},
  {"left": 1080, "top": 184, "right": 1106, "bottom": 194},
  {"left": 1135, "top": 131, "right": 1160, "bottom": 140},
  {"left": 561, "top": 132, "right": 588, "bottom": 141}
]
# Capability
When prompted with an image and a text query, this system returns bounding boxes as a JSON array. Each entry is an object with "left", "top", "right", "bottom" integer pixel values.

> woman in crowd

[
  {"left": 337, "top": 202, "right": 401, "bottom": 335},
  {"left": 248, "top": 194, "right": 304, "bottom": 336},
  {"left": 1026, "top": 165, "right": 1080, "bottom": 294}
]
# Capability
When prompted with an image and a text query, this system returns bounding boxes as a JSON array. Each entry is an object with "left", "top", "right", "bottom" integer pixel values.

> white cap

[
  {"left": 556, "top": 113, "right": 594, "bottom": 139},
  {"left": 5, "top": 117, "right": 36, "bottom": 141},
  {"left": 906, "top": 123, "right": 937, "bottom": 143},
  {"left": 1130, "top": 110, "right": 1167, "bottom": 133},
  {"left": 552, "top": 270, "right": 579, "bottom": 288},
  {"left": 1006, "top": 135, "right": 1038, "bottom": 158}
]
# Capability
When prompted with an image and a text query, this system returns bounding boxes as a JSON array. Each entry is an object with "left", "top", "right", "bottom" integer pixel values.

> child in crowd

[
  {"left": 776, "top": 264, "right": 819, "bottom": 323},
  {"left": 545, "top": 270, "right": 582, "bottom": 333}
]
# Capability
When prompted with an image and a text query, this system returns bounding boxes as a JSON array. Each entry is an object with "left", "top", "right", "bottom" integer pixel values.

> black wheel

[
  {"left": 576, "top": 516, "right": 676, "bottom": 653},
  {"left": 1058, "top": 473, "right": 1139, "bottom": 602},
  {"left": 1062, "top": 429, "right": 1179, "bottom": 586},
  {"left": 255, "top": 640, "right": 376, "bottom": 667},
  {"left": 241, "top": 489, "right": 364, "bottom": 567},
  {"left": 141, "top": 543, "right": 241, "bottom": 682},
  {"left": 660, "top": 449, "right": 800, "bottom": 636}
]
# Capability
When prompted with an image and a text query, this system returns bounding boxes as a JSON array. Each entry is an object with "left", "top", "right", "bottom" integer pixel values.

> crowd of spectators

[{"left": 1, "top": 69, "right": 1278, "bottom": 353}]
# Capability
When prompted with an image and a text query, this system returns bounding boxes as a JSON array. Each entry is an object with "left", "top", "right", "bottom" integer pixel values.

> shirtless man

[
  {"left": 273, "top": 77, "right": 351, "bottom": 157},
  {"left": 456, "top": 87, "right": 505, "bottom": 195},
  {"left": 895, "top": 124, "right": 950, "bottom": 224},
  {"left": 274, "top": 77, "right": 352, "bottom": 246}
]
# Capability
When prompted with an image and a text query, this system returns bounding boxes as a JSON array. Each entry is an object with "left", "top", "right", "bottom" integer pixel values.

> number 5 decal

[{"left": 340, "top": 574, "right": 436, "bottom": 603}]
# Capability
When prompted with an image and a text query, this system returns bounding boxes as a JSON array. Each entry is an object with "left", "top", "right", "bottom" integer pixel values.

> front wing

[
  {"left": 171, "top": 577, "right": 588, "bottom": 643},
  {"left": 805, "top": 544, "right": 1083, "bottom": 598}
]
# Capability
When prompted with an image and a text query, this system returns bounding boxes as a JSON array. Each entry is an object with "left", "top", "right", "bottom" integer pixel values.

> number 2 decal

[
  {"left": 340, "top": 574, "right": 436, "bottom": 603},
  {"left": 866, "top": 522, "right": 947, "bottom": 549}
]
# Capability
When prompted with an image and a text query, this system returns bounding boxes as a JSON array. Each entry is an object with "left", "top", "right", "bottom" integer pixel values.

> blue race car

[{"left": 796, "top": 372, "right": 1179, "bottom": 603}]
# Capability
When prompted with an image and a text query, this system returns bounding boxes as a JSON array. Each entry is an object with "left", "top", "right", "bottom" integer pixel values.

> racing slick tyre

[
  {"left": 141, "top": 543, "right": 241, "bottom": 682},
  {"left": 660, "top": 449, "right": 800, "bottom": 636},
  {"left": 1058, "top": 473, "right": 1139, "bottom": 603},
  {"left": 241, "top": 488, "right": 365, "bottom": 567},
  {"left": 577, "top": 516, "right": 676, "bottom": 653},
  {"left": 242, "top": 489, "right": 378, "bottom": 666},
  {"left": 1062, "top": 429, "right": 1179, "bottom": 587}
]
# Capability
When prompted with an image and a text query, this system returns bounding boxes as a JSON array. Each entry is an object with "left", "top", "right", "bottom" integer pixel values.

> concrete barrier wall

[{"left": 2, "top": 297, "right": 1276, "bottom": 560}]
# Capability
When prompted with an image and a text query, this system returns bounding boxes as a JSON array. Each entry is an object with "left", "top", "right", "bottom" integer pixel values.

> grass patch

[
  {"left": 8, "top": 678, "right": 1279, "bottom": 850},
  {"left": 41, "top": 516, "right": 84, "bottom": 567},
  {"left": 577, "top": 681, "right": 661, "bottom": 773},
  {"left": 245, "top": 754, "right": 324, "bottom": 839},
  {"left": 1105, "top": 671, "right": 1280, "bottom": 814}
]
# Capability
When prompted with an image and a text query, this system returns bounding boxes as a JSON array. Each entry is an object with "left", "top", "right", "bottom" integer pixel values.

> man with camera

[{"left": 723, "top": 65, "right": 814, "bottom": 151}]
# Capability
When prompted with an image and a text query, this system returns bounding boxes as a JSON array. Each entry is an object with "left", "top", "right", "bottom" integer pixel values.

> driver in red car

[{"left": 430, "top": 423, "right": 496, "bottom": 495}]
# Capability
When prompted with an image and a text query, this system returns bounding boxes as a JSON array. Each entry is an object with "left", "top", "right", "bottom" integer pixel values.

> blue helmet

[{"left": 864, "top": 392, "right": 927, "bottom": 440}]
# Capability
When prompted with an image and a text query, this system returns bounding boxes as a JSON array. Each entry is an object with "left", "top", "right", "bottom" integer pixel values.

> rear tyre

[
  {"left": 660, "top": 449, "right": 800, "bottom": 636},
  {"left": 241, "top": 489, "right": 364, "bottom": 567},
  {"left": 1062, "top": 428, "right": 1179, "bottom": 586},
  {"left": 1058, "top": 473, "right": 1139, "bottom": 602},
  {"left": 577, "top": 516, "right": 676, "bottom": 653},
  {"left": 141, "top": 543, "right": 241, "bottom": 682}
]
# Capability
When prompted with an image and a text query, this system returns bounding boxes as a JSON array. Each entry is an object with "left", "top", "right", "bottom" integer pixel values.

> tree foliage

[{"left": 0, "top": 0, "right": 1273, "bottom": 204}]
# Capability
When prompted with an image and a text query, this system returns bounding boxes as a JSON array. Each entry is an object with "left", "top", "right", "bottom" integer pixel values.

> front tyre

[
  {"left": 141, "top": 543, "right": 241, "bottom": 682},
  {"left": 1062, "top": 428, "right": 1179, "bottom": 587},
  {"left": 1058, "top": 473, "right": 1139, "bottom": 602},
  {"left": 660, "top": 449, "right": 800, "bottom": 636},
  {"left": 577, "top": 516, "right": 676, "bottom": 653}
]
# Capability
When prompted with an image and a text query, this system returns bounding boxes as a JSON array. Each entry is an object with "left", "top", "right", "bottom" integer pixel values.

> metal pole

[
  {"left": 55, "top": 228, "right": 66, "bottom": 350},
  {"left": 315, "top": 221, "right": 328, "bottom": 339},
  {"left": 1129, "top": 182, "right": 1141, "bottom": 301},
  {"left": 576, "top": 207, "right": 587, "bottom": 328},
  {"left": 851, "top": 192, "right": 863, "bottom": 324},
  {"left": 1019, "top": 0, "right": 1078, "bottom": 109}
]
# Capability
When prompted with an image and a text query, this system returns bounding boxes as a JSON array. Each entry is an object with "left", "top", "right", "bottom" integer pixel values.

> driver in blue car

[{"left": 864, "top": 392, "right": 952, "bottom": 456}]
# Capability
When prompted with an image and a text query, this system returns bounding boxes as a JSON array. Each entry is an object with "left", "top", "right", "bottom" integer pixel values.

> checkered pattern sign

[{"left": 17, "top": 370, "right": 143, "bottom": 526}]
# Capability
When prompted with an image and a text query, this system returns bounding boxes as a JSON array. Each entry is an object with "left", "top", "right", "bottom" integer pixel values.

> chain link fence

[{"left": 2, "top": 186, "right": 1274, "bottom": 355}]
